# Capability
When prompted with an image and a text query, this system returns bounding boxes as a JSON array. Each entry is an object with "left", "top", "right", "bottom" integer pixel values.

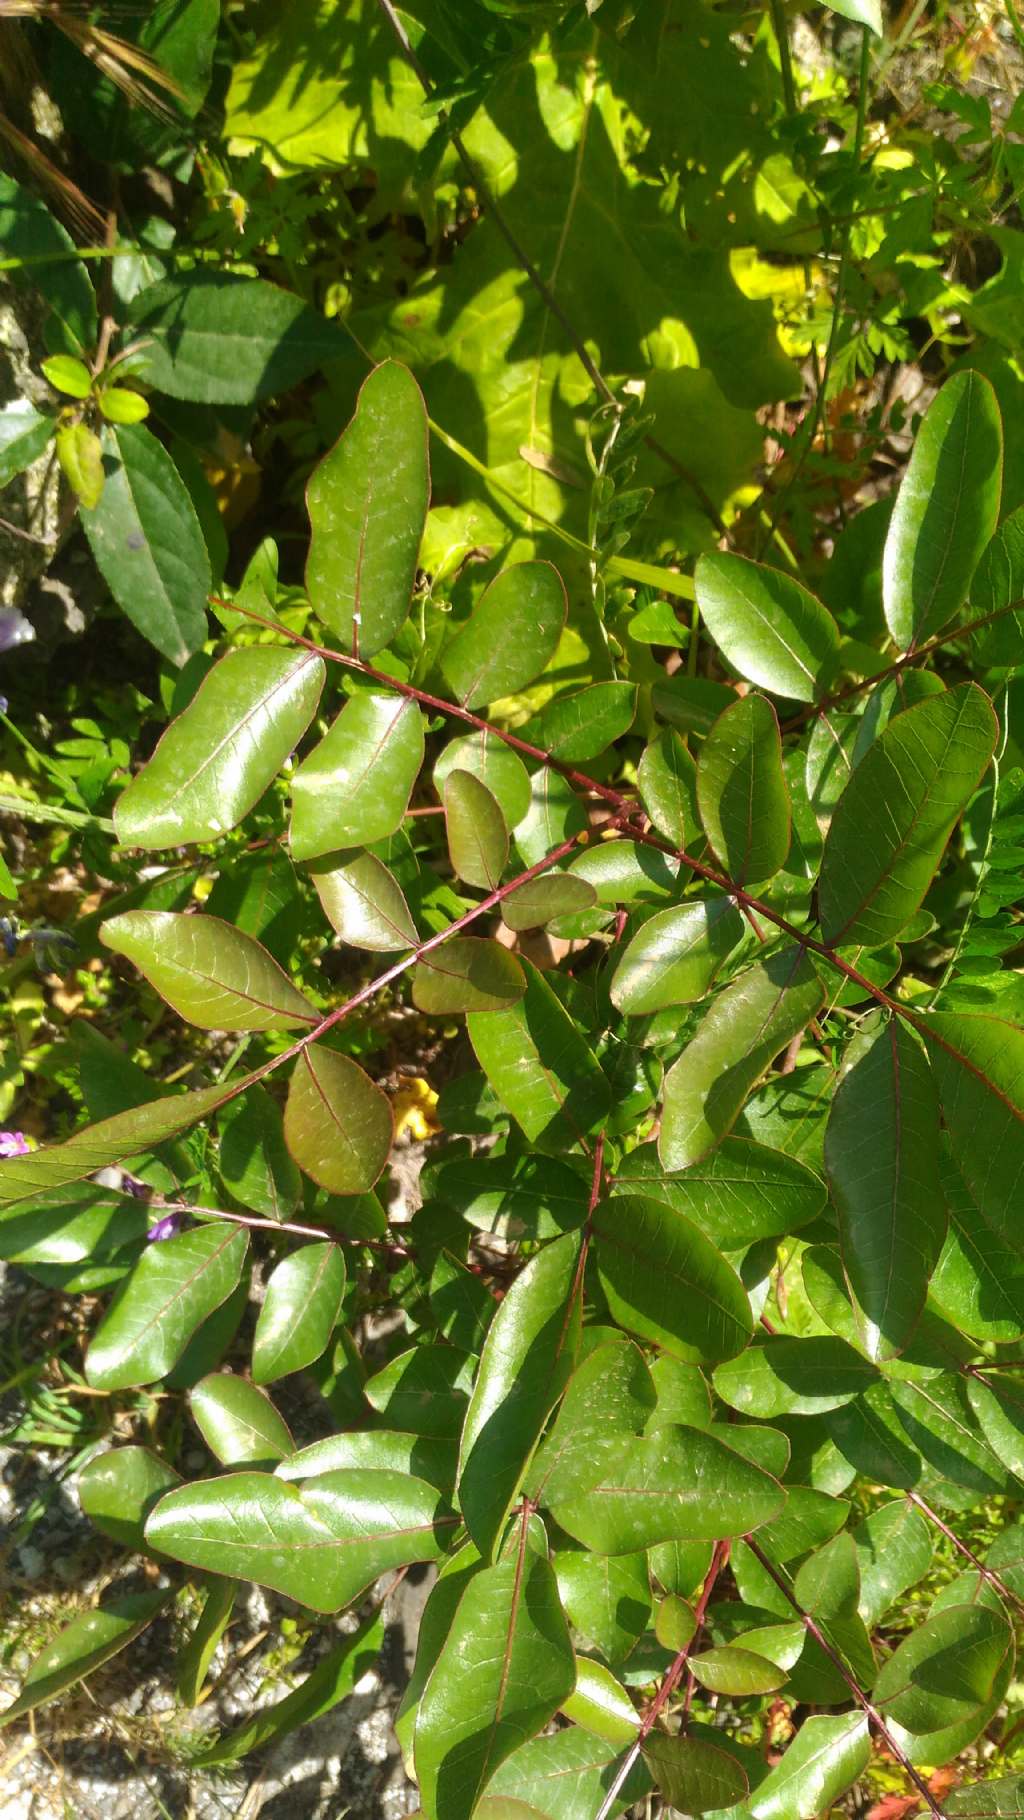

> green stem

[
  {"left": 768, "top": 0, "right": 798, "bottom": 114},
  {"left": 0, "top": 792, "right": 115, "bottom": 833}
]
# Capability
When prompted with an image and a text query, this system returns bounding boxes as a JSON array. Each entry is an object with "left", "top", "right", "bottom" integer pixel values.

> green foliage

[{"left": 4, "top": 2, "right": 1024, "bottom": 1813}]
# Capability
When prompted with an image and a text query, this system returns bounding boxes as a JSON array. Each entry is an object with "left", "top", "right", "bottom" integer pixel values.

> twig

[{"left": 906, "top": 1490, "right": 1024, "bottom": 1616}]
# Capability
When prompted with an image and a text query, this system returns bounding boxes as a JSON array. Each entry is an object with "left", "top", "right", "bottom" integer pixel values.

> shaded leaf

[
  {"left": 530, "top": 1335, "right": 656, "bottom": 1509},
  {"left": 637, "top": 729, "right": 699, "bottom": 847},
  {"left": 853, "top": 1500, "right": 933, "bottom": 1626},
  {"left": 85, "top": 1224, "right": 249, "bottom": 1390},
  {"left": 467, "top": 959, "right": 611, "bottom": 1152},
  {"left": 593, "top": 1192, "right": 752, "bottom": 1363},
  {"left": 610, "top": 897, "right": 744, "bottom": 1014},
  {"left": 306, "top": 361, "right": 429, "bottom": 657},
  {"left": 218, "top": 1087, "right": 302, "bottom": 1221},
  {"left": 365, "top": 1345, "right": 475, "bottom": 1438},
  {"left": 920, "top": 1013, "right": 1024, "bottom": 1241},
  {"left": 0, "top": 399, "right": 55, "bottom": 487},
  {"left": 615, "top": 1135, "right": 826, "bottom": 1248},
  {"left": 748, "top": 1713, "right": 870, "bottom": 1820},
  {"left": 128, "top": 270, "right": 348, "bottom": 403},
  {"left": 413, "top": 938, "right": 525, "bottom": 1014},
  {"left": 252, "top": 1242, "right": 347, "bottom": 1382},
  {"left": 519, "top": 683, "right": 637, "bottom": 763},
  {"left": 115, "top": 647, "right": 325, "bottom": 849},
  {"left": 713, "top": 1337, "right": 878, "bottom": 1418},
  {"left": 284, "top": 1045, "right": 393, "bottom": 1195},
  {"left": 489, "top": 1724, "right": 650, "bottom": 1820},
  {"left": 0, "top": 1593, "right": 169, "bottom": 1727},
  {"left": 278, "top": 1430, "right": 458, "bottom": 1493},
  {"left": 502, "top": 873, "right": 597, "bottom": 931},
  {"left": 194, "top": 1607, "right": 384, "bottom": 1765},
  {"left": 644, "top": 1732, "right": 750, "bottom": 1816},
  {"left": 177, "top": 1580, "right": 237, "bottom": 1710},
  {"left": 874, "top": 1603, "right": 1012, "bottom": 1734},
  {"left": 78, "top": 1446, "right": 182, "bottom": 1551}
]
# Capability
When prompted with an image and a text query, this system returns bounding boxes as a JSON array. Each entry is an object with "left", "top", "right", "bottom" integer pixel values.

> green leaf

[
  {"left": 101, "top": 910, "right": 316, "bottom": 1032},
  {"left": 568, "top": 839, "right": 681, "bottom": 904},
  {"left": 502, "top": 873, "right": 597, "bottom": 931},
  {"left": 413, "top": 938, "right": 526, "bottom": 1015},
  {"left": 457, "top": 1231, "right": 581, "bottom": 1555},
  {"left": 0, "top": 1592, "right": 169, "bottom": 1727},
  {"left": 643, "top": 1732, "right": 750, "bottom": 1816},
  {"left": 793, "top": 1530, "right": 860, "bottom": 1621},
  {"left": 748, "top": 1713, "right": 870, "bottom": 1820},
  {"left": 0, "top": 399, "right": 55, "bottom": 486},
  {"left": 0, "top": 1181, "right": 148, "bottom": 1267},
  {"left": 311, "top": 850, "right": 418, "bottom": 950},
  {"left": 284, "top": 1045, "right": 393, "bottom": 1195},
  {"left": 218, "top": 1086, "right": 302, "bottom": 1220},
  {"left": 548, "top": 1423, "right": 785, "bottom": 1553},
  {"left": 444, "top": 769, "right": 508, "bottom": 891},
  {"left": 81, "top": 423, "right": 211, "bottom": 665},
  {"left": 609, "top": 897, "right": 744, "bottom": 1014},
  {"left": 883, "top": 371, "right": 1003, "bottom": 650},
  {"left": 42, "top": 353, "right": 92, "bottom": 398},
  {"left": 930, "top": 1151, "right": 1024, "bottom": 1343},
  {"left": 290, "top": 689, "right": 424, "bottom": 862},
  {"left": 78, "top": 1446, "right": 182, "bottom": 1551},
  {"left": 518, "top": 683, "right": 637, "bottom": 763},
  {"left": 128, "top": 271, "right": 348, "bottom": 403},
  {"left": 889, "top": 1374, "right": 1007, "bottom": 1496},
  {"left": 489, "top": 1723, "right": 650, "bottom": 1820},
  {"left": 920, "top": 1013, "right": 1024, "bottom": 1240},
  {"left": 98, "top": 385, "right": 149, "bottom": 424},
  {"left": 660, "top": 947, "right": 825, "bottom": 1169},
  {"left": 966, "top": 1374, "right": 1024, "bottom": 1485},
  {"left": 306, "top": 361, "right": 429, "bottom": 658},
  {"left": 689, "top": 1644, "right": 787, "bottom": 1694},
  {"left": 413, "top": 1552, "right": 576, "bottom": 1820},
  {"left": 0, "top": 1074, "right": 261, "bottom": 1208},
  {"left": 467, "top": 958, "right": 611, "bottom": 1151},
  {"left": 147, "top": 1468, "right": 455, "bottom": 1613},
  {"left": 252, "top": 1242, "right": 347, "bottom": 1382},
  {"left": 560, "top": 1549, "right": 653, "bottom": 1665},
  {"left": 637, "top": 729, "right": 699, "bottom": 848},
  {"left": 695, "top": 553, "right": 840, "bottom": 702},
  {"left": 530, "top": 1335, "right": 656, "bottom": 1509},
  {"left": 874, "top": 1603, "right": 1012, "bottom": 1734},
  {"left": 177, "top": 1580, "right": 237, "bottom": 1709},
  {"left": 365, "top": 1345, "right": 475, "bottom": 1438},
  {"left": 561, "top": 1658, "right": 638, "bottom": 1746},
  {"left": 56, "top": 421, "right": 104, "bottom": 509},
  {"left": 85, "top": 1223, "right": 249, "bottom": 1390},
  {"left": 825, "top": 1021, "right": 945, "bottom": 1361},
  {"left": 853, "top": 1500, "right": 933, "bottom": 1626},
  {"left": 189, "top": 1371, "right": 295, "bottom": 1464},
  {"left": 592, "top": 1192, "right": 752, "bottom": 1364},
  {"left": 194, "top": 1607, "right": 385, "bottom": 1765},
  {"left": 654, "top": 1593, "right": 697, "bottom": 1651},
  {"left": 429, "top": 1248, "right": 496, "bottom": 1353},
  {"left": 713, "top": 1337, "right": 879, "bottom": 1418},
  {"left": 432, "top": 1153, "right": 589, "bottom": 1241},
  {"left": 697, "top": 693, "right": 790, "bottom": 883},
  {"left": 278, "top": 1430, "right": 457, "bottom": 1492},
  {"left": 115, "top": 646, "right": 325, "bottom": 849},
  {"left": 824, "top": 1381, "right": 924, "bottom": 1490},
  {"left": 945, "top": 1777, "right": 1024, "bottom": 1819},
  {"left": 821, "top": 0, "right": 883, "bottom": 34},
  {"left": 0, "top": 174, "right": 97, "bottom": 355},
  {"left": 817, "top": 684, "right": 998, "bottom": 946},
  {"left": 441, "top": 563, "right": 567, "bottom": 708},
  {"left": 434, "top": 733, "right": 532, "bottom": 830},
  {"left": 614, "top": 1136, "right": 826, "bottom": 1248}
]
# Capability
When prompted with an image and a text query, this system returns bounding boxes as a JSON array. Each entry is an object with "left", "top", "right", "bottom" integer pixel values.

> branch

[
  {"left": 742, "top": 1536, "right": 947, "bottom": 1819},
  {"left": 906, "top": 1489, "right": 1024, "bottom": 1617}
]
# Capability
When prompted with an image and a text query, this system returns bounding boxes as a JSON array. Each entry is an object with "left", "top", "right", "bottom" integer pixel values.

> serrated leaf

[
  {"left": 518, "top": 682, "right": 637, "bottom": 763},
  {"left": 306, "top": 360, "right": 429, "bottom": 658},
  {"left": 818, "top": 684, "right": 998, "bottom": 946},
  {"left": 644, "top": 1732, "right": 750, "bottom": 1815},
  {"left": 615, "top": 1135, "right": 826, "bottom": 1248},
  {"left": 883, "top": 371, "right": 1002, "bottom": 650},
  {"left": 825, "top": 1021, "right": 946, "bottom": 1361},
  {"left": 748, "top": 1713, "right": 870, "bottom": 1820},
  {"left": 874, "top": 1603, "right": 1012, "bottom": 1734},
  {"left": 218, "top": 1086, "right": 302, "bottom": 1220},
  {"left": 458, "top": 1231, "right": 581, "bottom": 1555},
  {"left": 78, "top": 1446, "right": 182, "bottom": 1551},
  {"left": 81, "top": 423, "right": 210, "bottom": 665},
  {"left": 467, "top": 958, "right": 611, "bottom": 1151},
  {"left": 609, "top": 897, "right": 744, "bottom": 1014},
  {"left": 189, "top": 1371, "right": 295, "bottom": 1464},
  {"left": 290, "top": 689, "right": 424, "bottom": 863},
  {"left": 695, "top": 552, "right": 840, "bottom": 702},
  {"left": 101, "top": 910, "right": 316, "bottom": 1031},
  {"left": 0, "top": 1592, "right": 169, "bottom": 1727},
  {"left": 115, "top": 647, "right": 325, "bottom": 849},
  {"left": 920, "top": 1013, "right": 1024, "bottom": 1241},
  {"left": 592, "top": 1192, "right": 752, "bottom": 1364},
  {"left": 444, "top": 769, "right": 508, "bottom": 890},
  {"left": 128, "top": 270, "right": 347, "bottom": 403},
  {"left": 284, "top": 1045, "right": 393, "bottom": 1195},
  {"left": 311, "top": 850, "right": 418, "bottom": 950},
  {"left": 660, "top": 947, "right": 825, "bottom": 1169},
  {"left": 412, "top": 938, "right": 526, "bottom": 1014},
  {"left": 713, "top": 1337, "right": 878, "bottom": 1418},
  {"left": 147, "top": 1469, "right": 455, "bottom": 1612},
  {"left": 414, "top": 1552, "right": 575, "bottom": 1820},
  {"left": 548, "top": 1422, "right": 785, "bottom": 1552},
  {"left": 85, "top": 1223, "right": 249, "bottom": 1390},
  {"left": 252, "top": 1242, "right": 346, "bottom": 1382},
  {"left": 697, "top": 692, "right": 790, "bottom": 883},
  {"left": 441, "top": 562, "right": 567, "bottom": 708}
]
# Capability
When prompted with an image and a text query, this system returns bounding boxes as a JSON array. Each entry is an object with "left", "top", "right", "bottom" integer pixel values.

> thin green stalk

[
  {"left": 0, "top": 792, "right": 115, "bottom": 833},
  {"left": 768, "top": 0, "right": 798, "bottom": 115}
]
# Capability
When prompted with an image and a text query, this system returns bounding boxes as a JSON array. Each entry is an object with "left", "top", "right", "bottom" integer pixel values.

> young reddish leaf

[
  {"left": 284, "top": 1045, "right": 393, "bottom": 1194},
  {"left": 444, "top": 769, "right": 508, "bottom": 890}
]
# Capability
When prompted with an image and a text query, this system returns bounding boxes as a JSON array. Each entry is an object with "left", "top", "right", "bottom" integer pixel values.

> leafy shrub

[{"left": 4, "top": 2, "right": 1024, "bottom": 1817}]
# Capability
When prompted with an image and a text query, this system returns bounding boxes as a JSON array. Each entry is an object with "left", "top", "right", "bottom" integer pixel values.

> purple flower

[
  {"left": 0, "top": 1130, "right": 31, "bottom": 1158},
  {"left": 146, "top": 1211, "right": 183, "bottom": 1243}
]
